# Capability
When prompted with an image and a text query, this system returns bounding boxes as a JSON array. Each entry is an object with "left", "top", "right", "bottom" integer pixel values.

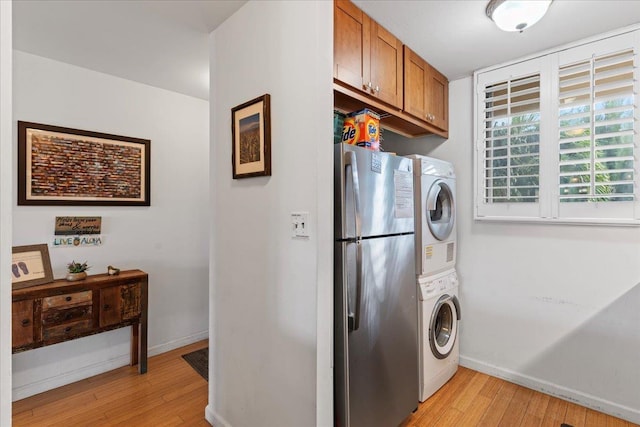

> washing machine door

[
  {"left": 429, "top": 294, "right": 460, "bottom": 359},
  {"left": 426, "top": 180, "right": 455, "bottom": 241}
]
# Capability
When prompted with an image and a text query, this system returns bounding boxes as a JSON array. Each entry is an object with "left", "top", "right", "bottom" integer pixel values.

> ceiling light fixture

[{"left": 486, "top": 0, "right": 553, "bottom": 32}]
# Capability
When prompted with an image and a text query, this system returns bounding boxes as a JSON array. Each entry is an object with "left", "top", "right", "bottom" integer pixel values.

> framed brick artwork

[{"left": 18, "top": 121, "right": 150, "bottom": 206}]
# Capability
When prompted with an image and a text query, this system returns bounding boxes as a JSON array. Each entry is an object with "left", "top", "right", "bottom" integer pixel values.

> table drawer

[
  {"left": 43, "top": 320, "right": 92, "bottom": 341},
  {"left": 42, "top": 305, "right": 92, "bottom": 327},
  {"left": 43, "top": 291, "right": 92, "bottom": 309}
]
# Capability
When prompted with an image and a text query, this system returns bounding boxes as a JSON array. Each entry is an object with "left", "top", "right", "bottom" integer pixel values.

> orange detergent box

[{"left": 341, "top": 108, "right": 380, "bottom": 150}]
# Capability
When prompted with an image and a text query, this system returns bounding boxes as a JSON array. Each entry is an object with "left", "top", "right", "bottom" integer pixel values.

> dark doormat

[{"left": 182, "top": 347, "right": 208, "bottom": 381}]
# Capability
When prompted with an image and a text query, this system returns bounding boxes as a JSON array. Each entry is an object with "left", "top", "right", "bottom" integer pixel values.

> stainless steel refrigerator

[{"left": 334, "top": 143, "right": 418, "bottom": 427}]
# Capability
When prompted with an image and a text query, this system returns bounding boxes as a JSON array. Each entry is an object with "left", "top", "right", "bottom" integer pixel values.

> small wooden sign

[{"left": 55, "top": 216, "right": 102, "bottom": 235}]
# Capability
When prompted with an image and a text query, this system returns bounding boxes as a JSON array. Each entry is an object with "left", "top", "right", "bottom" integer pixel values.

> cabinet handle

[
  {"left": 66, "top": 296, "right": 72, "bottom": 302},
  {"left": 374, "top": 85, "right": 380, "bottom": 93},
  {"left": 21, "top": 319, "right": 30, "bottom": 326},
  {"left": 64, "top": 313, "right": 73, "bottom": 321},
  {"left": 65, "top": 327, "right": 72, "bottom": 333},
  {"left": 103, "top": 304, "right": 111, "bottom": 310}
]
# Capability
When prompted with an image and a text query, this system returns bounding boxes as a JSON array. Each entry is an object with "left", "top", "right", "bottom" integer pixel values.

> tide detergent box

[{"left": 341, "top": 108, "right": 380, "bottom": 150}]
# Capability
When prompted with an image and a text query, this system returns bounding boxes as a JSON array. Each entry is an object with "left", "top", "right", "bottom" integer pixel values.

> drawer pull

[
  {"left": 21, "top": 319, "right": 30, "bottom": 326},
  {"left": 66, "top": 296, "right": 72, "bottom": 302},
  {"left": 65, "top": 327, "right": 72, "bottom": 333},
  {"left": 103, "top": 304, "right": 111, "bottom": 310},
  {"left": 64, "top": 313, "right": 73, "bottom": 321}
]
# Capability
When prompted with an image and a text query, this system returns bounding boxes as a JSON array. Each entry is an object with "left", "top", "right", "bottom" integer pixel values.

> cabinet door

[
  {"left": 100, "top": 286, "right": 122, "bottom": 327},
  {"left": 334, "top": 0, "right": 370, "bottom": 91},
  {"left": 12, "top": 300, "right": 34, "bottom": 348},
  {"left": 403, "top": 46, "right": 428, "bottom": 121},
  {"left": 370, "top": 21, "right": 403, "bottom": 109},
  {"left": 426, "top": 64, "right": 449, "bottom": 131}
]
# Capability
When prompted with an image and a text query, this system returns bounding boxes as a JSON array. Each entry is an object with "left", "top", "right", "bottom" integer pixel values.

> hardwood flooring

[
  {"left": 401, "top": 367, "right": 638, "bottom": 427},
  {"left": 12, "top": 341, "right": 637, "bottom": 427}
]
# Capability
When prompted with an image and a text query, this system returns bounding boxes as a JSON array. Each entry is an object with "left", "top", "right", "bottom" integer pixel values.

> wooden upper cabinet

[
  {"left": 403, "top": 46, "right": 449, "bottom": 132},
  {"left": 426, "top": 64, "right": 449, "bottom": 132},
  {"left": 334, "top": 0, "right": 402, "bottom": 109},
  {"left": 370, "top": 22, "right": 403, "bottom": 108},
  {"left": 403, "top": 46, "right": 428, "bottom": 121},
  {"left": 334, "top": 0, "right": 369, "bottom": 92}
]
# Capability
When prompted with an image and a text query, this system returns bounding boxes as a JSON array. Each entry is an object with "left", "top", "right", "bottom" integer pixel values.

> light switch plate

[{"left": 291, "top": 212, "right": 310, "bottom": 238}]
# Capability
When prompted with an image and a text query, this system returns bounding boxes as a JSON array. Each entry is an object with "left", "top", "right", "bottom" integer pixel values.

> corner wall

[
  {"left": 384, "top": 77, "right": 640, "bottom": 423},
  {"left": 208, "top": 1, "right": 333, "bottom": 426},
  {"left": 12, "top": 51, "right": 210, "bottom": 400},
  {"left": 1, "top": 0, "right": 13, "bottom": 424}
]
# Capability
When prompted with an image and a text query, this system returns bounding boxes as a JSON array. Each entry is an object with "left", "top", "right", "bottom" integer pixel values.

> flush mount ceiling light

[{"left": 486, "top": 0, "right": 553, "bottom": 32}]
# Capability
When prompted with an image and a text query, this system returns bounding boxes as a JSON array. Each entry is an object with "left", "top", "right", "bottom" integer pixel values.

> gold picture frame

[
  {"left": 231, "top": 94, "right": 271, "bottom": 179},
  {"left": 12, "top": 244, "right": 54, "bottom": 290}
]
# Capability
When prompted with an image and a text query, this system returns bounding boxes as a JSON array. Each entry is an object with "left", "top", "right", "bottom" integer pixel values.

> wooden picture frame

[
  {"left": 18, "top": 121, "right": 151, "bottom": 206},
  {"left": 12, "top": 244, "right": 54, "bottom": 290},
  {"left": 231, "top": 94, "right": 271, "bottom": 179}
]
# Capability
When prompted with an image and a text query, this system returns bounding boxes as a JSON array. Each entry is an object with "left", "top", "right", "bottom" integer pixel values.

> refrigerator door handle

[
  {"left": 348, "top": 240, "right": 363, "bottom": 331},
  {"left": 345, "top": 151, "right": 363, "bottom": 332},
  {"left": 345, "top": 151, "right": 363, "bottom": 241}
]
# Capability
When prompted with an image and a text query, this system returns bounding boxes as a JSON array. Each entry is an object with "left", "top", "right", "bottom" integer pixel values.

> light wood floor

[{"left": 13, "top": 340, "right": 638, "bottom": 427}]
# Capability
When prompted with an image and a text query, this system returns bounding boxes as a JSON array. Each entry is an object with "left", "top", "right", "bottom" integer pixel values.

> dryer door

[
  {"left": 429, "top": 294, "right": 460, "bottom": 359},
  {"left": 425, "top": 180, "right": 455, "bottom": 241}
]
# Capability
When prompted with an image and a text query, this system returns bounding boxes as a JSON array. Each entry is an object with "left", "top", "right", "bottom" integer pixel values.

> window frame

[{"left": 474, "top": 27, "right": 640, "bottom": 226}]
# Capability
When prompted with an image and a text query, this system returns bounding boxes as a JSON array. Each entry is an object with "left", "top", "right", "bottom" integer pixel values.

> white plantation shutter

[
  {"left": 476, "top": 57, "right": 547, "bottom": 219},
  {"left": 483, "top": 74, "right": 541, "bottom": 203},
  {"left": 475, "top": 28, "right": 640, "bottom": 224},
  {"left": 558, "top": 49, "right": 635, "bottom": 203}
]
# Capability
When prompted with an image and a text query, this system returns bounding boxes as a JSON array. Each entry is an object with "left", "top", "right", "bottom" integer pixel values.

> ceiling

[{"left": 13, "top": 1, "right": 640, "bottom": 101}]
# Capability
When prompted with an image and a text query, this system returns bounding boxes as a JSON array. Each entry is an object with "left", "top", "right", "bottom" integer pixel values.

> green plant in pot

[{"left": 66, "top": 260, "right": 90, "bottom": 281}]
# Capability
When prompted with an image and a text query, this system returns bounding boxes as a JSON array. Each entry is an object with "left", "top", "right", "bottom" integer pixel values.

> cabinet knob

[
  {"left": 374, "top": 85, "right": 380, "bottom": 93},
  {"left": 65, "top": 327, "right": 72, "bottom": 333},
  {"left": 66, "top": 296, "right": 72, "bottom": 302},
  {"left": 21, "top": 319, "right": 30, "bottom": 326},
  {"left": 64, "top": 313, "right": 73, "bottom": 321},
  {"left": 103, "top": 304, "right": 111, "bottom": 310}
]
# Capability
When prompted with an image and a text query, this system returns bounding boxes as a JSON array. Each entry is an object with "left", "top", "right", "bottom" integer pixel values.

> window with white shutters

[
  {"left": 475, "top": 28, "right": 640, "bottom": 224},
  {"left": 558, "top": 49, "right": 635, "bottom": 203},
  {"left": 483, "top": 74, "right": 540, "bottom": 204}
]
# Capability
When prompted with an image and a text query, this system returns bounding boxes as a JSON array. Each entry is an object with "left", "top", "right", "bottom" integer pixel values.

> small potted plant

[{"left": 66, "top": 260, "right": 90, "bottom": 281}]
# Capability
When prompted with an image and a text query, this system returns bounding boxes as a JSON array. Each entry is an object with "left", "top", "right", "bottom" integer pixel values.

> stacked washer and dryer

[{"left": 407, "top": 155, "right": 461, "bottom": 403}]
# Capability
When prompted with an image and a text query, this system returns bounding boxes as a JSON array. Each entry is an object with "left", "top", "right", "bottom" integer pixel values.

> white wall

[
  {"left": 384, "top": 77, "right": 640, "bottom": 423},
  {"left": 208, "top": 1, "right": 333, "bottom": 426},
  {"left": 11, "top": 51, "right": 210, "bottom": 400},
  {"left": 1, "top": 0, "right": 13, "bottom": 424}
]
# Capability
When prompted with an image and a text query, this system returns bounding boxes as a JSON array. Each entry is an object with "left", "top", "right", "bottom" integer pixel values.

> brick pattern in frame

[{"left": 18, "top": 121, "right": 151, "bottom": 206}]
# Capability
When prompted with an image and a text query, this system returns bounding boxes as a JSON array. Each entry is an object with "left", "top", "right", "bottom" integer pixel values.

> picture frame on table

[
  {"left": 17, "top": 121, "right": 151, "bottom": 206},
  {"left": 231, "top": 94, "right": 271, "bottom": 179},
  {"left": 11, "top": 244, "right": 54, "bottom": 290}
]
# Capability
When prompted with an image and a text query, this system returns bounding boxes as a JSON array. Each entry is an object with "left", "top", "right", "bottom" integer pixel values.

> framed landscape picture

[
  {"left": 18, "top": 121, "right": 151, "bottom": 206},
  {"left": 231, "top": 94, "right": 271, "bottom": 179},
  {"left": 12, "top": 244, "right": 54, "bottom": 290}
]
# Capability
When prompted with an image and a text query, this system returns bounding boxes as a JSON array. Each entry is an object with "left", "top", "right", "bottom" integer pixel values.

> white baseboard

[
  {"left": 12, "top": 330, "right": 208, "bottom": 401},
  {"left": 460, "top": 355, "right": 640, "bottom": 425},
  {"left": 12, "top": 354, "right": 130, "bottom": 401},
  {"left": 206, "top": 404, "right": 232, "bottom": 427},
  {"left": 148, "top": 330, "right": 208, "bottom": 357}
]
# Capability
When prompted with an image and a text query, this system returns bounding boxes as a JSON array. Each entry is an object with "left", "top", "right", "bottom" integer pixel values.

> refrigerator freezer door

[
  {"left": 335, "top": 144, "right": 414, "bottom": 240},
  {"left": 335, "top": 234, "right": 418, "bottom": 427}
]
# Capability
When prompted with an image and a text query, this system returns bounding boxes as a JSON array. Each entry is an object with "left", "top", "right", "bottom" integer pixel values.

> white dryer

[
  {"left": 408, "top": 155, "right": 456, "bottom": 277},
  {"left": 418, "top": 268, "right": 460, "bottom": 402}
]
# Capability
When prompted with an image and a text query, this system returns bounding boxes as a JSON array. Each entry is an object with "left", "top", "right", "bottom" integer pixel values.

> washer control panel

[{"left": 418, "top": 269, "right": 458, "bottom": 301}]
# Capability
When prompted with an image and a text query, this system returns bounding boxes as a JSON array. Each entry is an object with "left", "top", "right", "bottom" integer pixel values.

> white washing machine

[
  {"left": 418, "top": 268, "right": 460, "bottom": 402},
  {"left": 407, "top": 155, "right": 456, "bottom": 278}
]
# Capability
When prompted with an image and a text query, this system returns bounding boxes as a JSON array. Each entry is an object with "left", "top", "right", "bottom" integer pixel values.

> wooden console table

[{"left": 12, "top": 269, "right": 148, "bottom": 374}]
